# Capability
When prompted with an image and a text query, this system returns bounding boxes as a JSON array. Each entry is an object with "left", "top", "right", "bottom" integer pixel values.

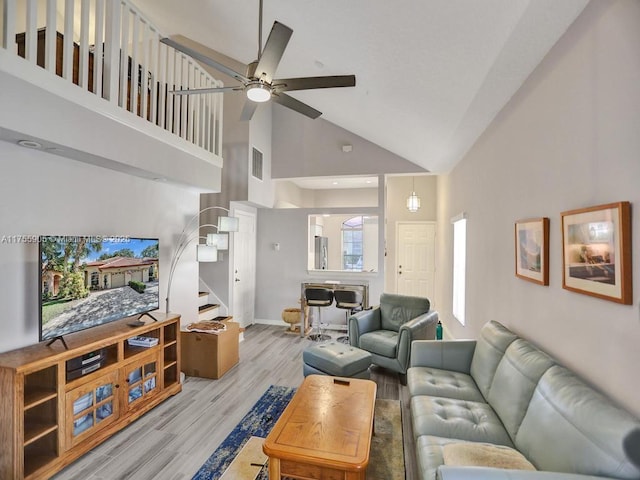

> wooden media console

[{"left": 0, "top": 313, "right": 182, "bottom": 479}]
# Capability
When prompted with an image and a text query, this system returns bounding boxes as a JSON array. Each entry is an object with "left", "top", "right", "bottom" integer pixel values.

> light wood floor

[{"left": 53, "top": 324, "right": 417, "bottom": 480}]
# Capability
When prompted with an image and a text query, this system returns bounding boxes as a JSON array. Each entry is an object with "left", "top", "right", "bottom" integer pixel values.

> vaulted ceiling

[{"left": 132, "top": 0, "right": 589, "bottom": 173}]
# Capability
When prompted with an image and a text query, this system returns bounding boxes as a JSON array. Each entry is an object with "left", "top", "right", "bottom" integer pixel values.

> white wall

[
  {"left": 272, "top": 104, "right": 427, "bottom": 178},
  {"left": 435, "top": 0, "right": 640, "bottom": 417},
  {"left": 249, "top": 102, "right": 274, "bottom": 207},
  {"left": 0, "top": 141, "right": 200, "bottom": 353},
  {"left": 255, "top": 206, "right": 384, "bottom": 328},
  {"left": 385, "top": 175, "right": 438, "bottom": 293}
]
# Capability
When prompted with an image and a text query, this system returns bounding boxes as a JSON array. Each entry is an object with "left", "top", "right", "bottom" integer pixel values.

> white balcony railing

[{"left": 0, "top": 0, "right": 223, "bottom": 156}]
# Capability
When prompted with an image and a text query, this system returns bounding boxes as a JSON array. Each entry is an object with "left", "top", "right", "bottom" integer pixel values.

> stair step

[
  {"left": 198, "top": 291, "right": 209, "bottom": 297},
  {"left": 198, "top": 303, "right": 220, "bottom": 314}
]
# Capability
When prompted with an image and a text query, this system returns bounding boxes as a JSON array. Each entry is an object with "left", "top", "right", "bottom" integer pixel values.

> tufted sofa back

[
  {"left": 487, "top": 339, "right": 555, "bottom": 440},
  {"left": 469, "top": 321, "right": 518, "bottom": 398},
  {"left": 516, "top": 365, "right": 640, "bottom": 478}
]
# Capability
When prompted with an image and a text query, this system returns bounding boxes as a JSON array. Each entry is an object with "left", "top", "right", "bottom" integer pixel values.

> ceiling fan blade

[
  {"left": 170, "top": 86, "right": 241, "bottom": 95},
  {"left": 272, "top": 75, "right": 356, "bottom": 92},
  {"left": 240, "top": 100, "right": 259, "bottom": 121},
  {"left": 254, "top": 21, "right": 293, "bottom": 83},
  {"left": 272, "top": 93, "right": 321, "bottom": 119},
  {"left": 160, "top": 37, "right": 249, "bottom": 84}
]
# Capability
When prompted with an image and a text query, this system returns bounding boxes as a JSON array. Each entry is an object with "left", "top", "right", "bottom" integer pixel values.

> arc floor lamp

[{"left": 166, "top": 206, "right": 239, "bottom": 313}]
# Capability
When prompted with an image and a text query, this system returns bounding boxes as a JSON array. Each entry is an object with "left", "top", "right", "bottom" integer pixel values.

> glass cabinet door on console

[
  {"left": 65, "top": 371, "right": 119, "bottom": 448},
  {"left": 124, "top": 353, "right": 159, "bottom": 408}
]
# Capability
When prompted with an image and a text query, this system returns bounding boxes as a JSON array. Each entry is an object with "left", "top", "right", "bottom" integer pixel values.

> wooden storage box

[{"left": 180, "top": 320, "right": 239, "bottom": 379}]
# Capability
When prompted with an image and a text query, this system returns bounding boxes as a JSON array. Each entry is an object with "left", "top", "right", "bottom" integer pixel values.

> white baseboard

[{"left": 254, "top": 318, "right": 346, "bottom": 332}]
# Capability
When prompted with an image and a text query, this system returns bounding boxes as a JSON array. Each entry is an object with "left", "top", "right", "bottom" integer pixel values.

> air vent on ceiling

[{"left": 252, "top": 147, "right": 263, "bottom": 180}]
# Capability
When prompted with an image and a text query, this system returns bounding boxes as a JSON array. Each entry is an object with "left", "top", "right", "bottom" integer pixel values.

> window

[
  {"left": 251, "top": 147, "right": 263, "bottom": 180},
  {"left": 342, "top": 216, "right": 363, "bottom": 271},
  {"left": 452, "top": 214, "right": 467, "bottom": 325}
]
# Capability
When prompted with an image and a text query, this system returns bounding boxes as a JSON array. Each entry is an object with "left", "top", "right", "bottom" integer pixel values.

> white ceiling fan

[{"left": 160, "top": 0, "right": 356, "bottom": 121}]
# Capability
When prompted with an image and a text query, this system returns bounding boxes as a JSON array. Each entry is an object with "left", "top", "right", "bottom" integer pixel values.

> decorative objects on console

[{"left": 166, "top": 206, "right": 239, "bottom": 313}]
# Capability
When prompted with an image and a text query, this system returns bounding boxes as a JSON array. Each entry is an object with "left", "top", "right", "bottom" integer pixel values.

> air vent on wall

[{"left": 252, "top": 147, "right": 263, "bottom": 180}]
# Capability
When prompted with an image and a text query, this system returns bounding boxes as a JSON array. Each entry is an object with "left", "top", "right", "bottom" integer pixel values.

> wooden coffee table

[{"left": 263, "top": 374, "right": 377, "bottom": 480}]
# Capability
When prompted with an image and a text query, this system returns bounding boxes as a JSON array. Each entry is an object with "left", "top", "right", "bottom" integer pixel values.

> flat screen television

[{"left": 39, "top": 235, "right": 160, "bottom": 342}]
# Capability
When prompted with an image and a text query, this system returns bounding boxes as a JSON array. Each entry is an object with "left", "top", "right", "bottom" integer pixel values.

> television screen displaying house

[{"left": 40, "top": 236, "right": 160, "bottom": 340}]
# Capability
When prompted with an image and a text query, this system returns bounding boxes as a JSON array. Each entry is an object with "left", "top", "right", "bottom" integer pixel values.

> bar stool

[
  {"left": 334, "top": 289, "right": 363, "bottom": 344},
  {"left": 304, "top": 287, "right": 333, "bottom": 342}
]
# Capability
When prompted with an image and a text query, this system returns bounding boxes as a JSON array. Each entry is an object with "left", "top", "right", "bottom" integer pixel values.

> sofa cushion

[
  {"left": 359, "top": 330, "right": 397, "bottom": 358},
  {"left": 442, "top": 442, "right": 535, "bottom": 470},
  {"left": 487, "top": 339, "right": 555, "bottom": 440},
  {"left": 411, "top": 395, "right": 514, "bottom": 447},
  {"left": 415, "top": 436, "right": 530, "bottom": 480},
  {"left": 408, "top": 367, "right": 485, "bottom": 402},
  {"left": 379, "top": 293, "right": 430, "bottom": 332},
  {"left": 515, "top": 365, "right": 640, "bottom": 479},
  {"left": 469, "top": 321, "right": 518, "bottom": 399}
]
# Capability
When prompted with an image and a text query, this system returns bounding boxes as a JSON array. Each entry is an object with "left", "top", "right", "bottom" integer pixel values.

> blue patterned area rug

[{"left": 192, "top": 385, "right": 296, "bottom": 480}]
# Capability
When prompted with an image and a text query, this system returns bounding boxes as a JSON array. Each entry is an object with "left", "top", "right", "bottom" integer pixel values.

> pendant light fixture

[{"left": 406, "top": 177, "right": 421, "bottom": 213}]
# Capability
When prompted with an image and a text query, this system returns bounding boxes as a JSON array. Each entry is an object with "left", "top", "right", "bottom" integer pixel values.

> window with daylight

[
  {"left": 342, "top": 216, "right": 363, "bottom": 271},
  {"left": 452, "top": 214, "right": 467, "bottom": 325}
]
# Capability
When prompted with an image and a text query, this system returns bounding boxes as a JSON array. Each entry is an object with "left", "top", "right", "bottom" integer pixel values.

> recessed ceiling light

[
  {"left": 18, "top": 140, "right": 42, "bottom": 149},
  {"left": 365, "top": 180, "right": 372, "bottom": 184},
  {"left": 332, "top": 181, "right": 338, "bottom": 185}
]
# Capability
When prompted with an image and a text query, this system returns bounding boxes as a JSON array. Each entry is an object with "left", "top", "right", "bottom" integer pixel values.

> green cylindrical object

[{"left": 436, "top": 320, "right": 443, "bottom": 340}]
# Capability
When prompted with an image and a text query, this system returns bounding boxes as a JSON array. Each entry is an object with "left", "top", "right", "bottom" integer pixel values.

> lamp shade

[
  {"left": 407, "top": 192, "right": 421, "bottom": 212},
  {"left": 218, "top": 216, "right": 239, "bottom": 232},
  {"left": 206, "top": 233, "right": 229, "bottom": 250},
  {"left": 197, "top": 245, "right": 218, "bottom": 262}
]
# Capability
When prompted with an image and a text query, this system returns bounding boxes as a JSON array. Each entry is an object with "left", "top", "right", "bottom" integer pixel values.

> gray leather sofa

[
  {"left": 407, "top": 320, "right": 640, "bottom": 480},
  {"left": 348, "top": 293, "right": 439, "bottom": 382}
]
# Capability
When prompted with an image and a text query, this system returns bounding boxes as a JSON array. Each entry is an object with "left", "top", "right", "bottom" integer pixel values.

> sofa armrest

[
  {"left": 400, "top": 310, "right": 439, "bottom": 340},
  {"left": 396, "top": 310, "right": 440, "bottom": 373},
  {"left": 410, "top": 339, "right": 477, "bottom": 374},
  {"left": 437, "top": 467, "right": 616, "bottom": 480},
  {"left": 348, "top": 307, "right": 381, "bottom": 347}
]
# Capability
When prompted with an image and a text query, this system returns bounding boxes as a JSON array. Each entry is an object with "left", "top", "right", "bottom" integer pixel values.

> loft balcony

[{"left": 0, "top": 0, "right": 224, "bottom": 191}]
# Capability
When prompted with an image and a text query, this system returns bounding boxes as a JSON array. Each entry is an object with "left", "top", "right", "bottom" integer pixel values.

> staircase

[{"left": 198, "top": 291, "right": 220, "bottom": 321}]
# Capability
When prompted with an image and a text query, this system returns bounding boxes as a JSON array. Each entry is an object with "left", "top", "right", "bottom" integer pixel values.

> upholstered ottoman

[{"left": 303, "top": 341, "right": 372, "bottom": 379}]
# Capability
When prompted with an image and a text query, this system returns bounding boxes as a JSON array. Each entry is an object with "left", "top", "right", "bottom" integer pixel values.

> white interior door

[
  {"left": 232, "top": 209, "right": 256, "bottom": 329},
  {"left": 396, "top": 222, "right": 436, "bottom": 301}
]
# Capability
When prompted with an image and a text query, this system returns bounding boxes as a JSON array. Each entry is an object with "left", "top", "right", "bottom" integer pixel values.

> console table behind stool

[{"left": 181, "top": 317, "right": 239, "bottom": 379}]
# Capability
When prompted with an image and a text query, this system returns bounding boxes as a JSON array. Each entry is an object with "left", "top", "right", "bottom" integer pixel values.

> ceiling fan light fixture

[{"left": 246, "top": 82, "right": 271, "bottom": 102}]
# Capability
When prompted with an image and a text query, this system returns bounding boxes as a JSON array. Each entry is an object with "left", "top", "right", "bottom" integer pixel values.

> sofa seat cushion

[
  {"left": 359, "top": 330, "right": 398, "bottom": 358},
  {"left": 442, "top": 442, "right": 535, "bottom": 470},
  {"left": 408, "top": 367, "right": 485, "bottom": 402},
  {"left": 411, "top": 395, "right": 513, "bottom": 447},
  {"left": 416, "top": 436, "right": 529, "bottom": 480}
]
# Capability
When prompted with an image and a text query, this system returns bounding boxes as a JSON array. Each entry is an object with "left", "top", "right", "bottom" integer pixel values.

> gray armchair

[{"left": 348, "top": 293, "right": 438, "bottom": 383}]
